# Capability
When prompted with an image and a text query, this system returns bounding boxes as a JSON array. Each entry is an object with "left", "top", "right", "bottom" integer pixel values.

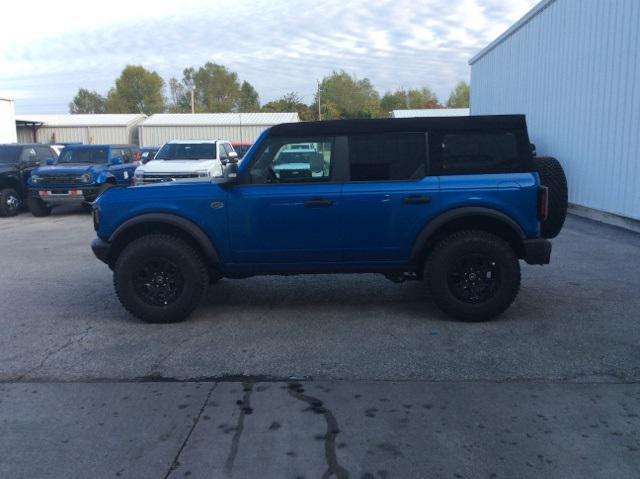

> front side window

[
  {"left": 438, "top": 131, "right": 519, "bottom": 174},
  {"left": 348, "top": 132, "right": 427, "bottom": 182},
  {"left": 155, "top": 143, "right": 217, "bottom": 160},
  {"left": 248, "top": 138, "right": 333, "bottom": 184},
  {"left": 58, "top": 148, "right": 108, "bottom": 164},
  {"left": 219, "top": 144, "right": 229, "bottom": 161}
]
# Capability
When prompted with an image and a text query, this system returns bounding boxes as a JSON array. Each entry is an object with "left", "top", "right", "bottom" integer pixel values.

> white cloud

[{"left": 0, "top": 0, "right": 538, "bottom": 113}]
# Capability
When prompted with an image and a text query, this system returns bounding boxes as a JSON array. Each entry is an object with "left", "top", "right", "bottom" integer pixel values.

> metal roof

[
  {"left": 469, "top": 0, "right": 556, "bottom": 65},
  {"left": 391, "top": 108, "right": 470, "bottom": 118},
  {"left": 141, "top": 113, "right": 299, "bottom": 127},
  {"left": 14, "top": 114, "right": 146, "bottom": 127}
]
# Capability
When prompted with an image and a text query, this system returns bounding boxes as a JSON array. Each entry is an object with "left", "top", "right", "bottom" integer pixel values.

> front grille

[
  {"left": 40, "top": 175, "right": 84, "bottom": 186},
  {"left": 140, "top": 173, "right": 200, "bottom": 183}
]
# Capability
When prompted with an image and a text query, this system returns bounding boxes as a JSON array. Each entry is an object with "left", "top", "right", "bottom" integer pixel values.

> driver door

[{"left": 226, "top": 137, "right": 342, "bottom": 264}]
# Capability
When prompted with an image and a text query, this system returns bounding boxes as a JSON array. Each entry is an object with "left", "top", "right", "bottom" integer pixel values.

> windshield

[
  {"left": 155, "top": 143, "right": 217, "bottom": 160},
  {"left": 58, "top": 148, "right": 108, "bottom": 164},
  {"left": 274, "top": 150, "right": 316, "bottom": 166},
  {"left": 0, "top": 146, "right": 22, "bottom": 164}
]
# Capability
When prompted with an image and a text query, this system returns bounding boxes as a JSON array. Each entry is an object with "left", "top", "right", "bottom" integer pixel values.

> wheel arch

[
  {"left": 107, "top": 213, "right": 220, "bottom": 268},
  {"left": 410, "top": 207, "right": 526, "bottom": 267}
]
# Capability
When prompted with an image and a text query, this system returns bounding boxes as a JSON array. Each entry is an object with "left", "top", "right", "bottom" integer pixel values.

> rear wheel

[
  {"left": 114, "top": 234, "right": 208, "bottom": 323},
  {"left": 535, "top": 157, "right": 568, "bottom": 238},
  {"left": 0, "top": 188, "right": 21, "bottom": 217},
  {"left": 27, "top": 196, "right": 52, "bottom": 217},
  {"left": 425, "top": 230, "right": 521, "bottom": 322}
]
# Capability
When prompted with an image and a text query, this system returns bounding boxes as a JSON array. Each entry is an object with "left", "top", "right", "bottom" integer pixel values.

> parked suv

[
  {"left": 134, "top": 140, "right": 237, "bottom": 183},
  {"left": 91, "top": 116, "right": 568, "bottom": 324},
  {"left": 28, "top": 144, "right": 139, "bottom": 216},
  {"left": 0, "top": 144, "right": 58, "bottom": 217}
]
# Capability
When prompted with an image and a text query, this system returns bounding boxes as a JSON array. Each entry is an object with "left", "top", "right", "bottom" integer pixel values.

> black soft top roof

[{"left": 269, "top": 115, "right": 526, "bottom": 137}]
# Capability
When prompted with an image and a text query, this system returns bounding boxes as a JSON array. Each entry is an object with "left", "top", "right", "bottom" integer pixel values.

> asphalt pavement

[{"left": 0, "top": 206, "right": 638, "bottom": 478}]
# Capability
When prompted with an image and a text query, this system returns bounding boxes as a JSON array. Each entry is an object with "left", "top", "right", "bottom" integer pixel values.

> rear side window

[
  {"left": 348, "top": 132, "right": 426, "bottom": 182},
  {"left": 437, "top": 131, "right": 519, "bottom": 174}
]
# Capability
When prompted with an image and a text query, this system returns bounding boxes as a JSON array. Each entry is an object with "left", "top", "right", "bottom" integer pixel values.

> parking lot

[{"left": 1, "top": 207, "right": 640, "bottom": 478}]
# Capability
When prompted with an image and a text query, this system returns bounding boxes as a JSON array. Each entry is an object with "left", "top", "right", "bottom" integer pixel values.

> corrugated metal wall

[
  {"left": 16, "top": 125, "right": 138, "bottom": 145},
  {"left": 138, "top": 125, "right": 271, "bottom": 147},
  {"left": 471, "top": 0, "right": 640, "bottom": 220}
]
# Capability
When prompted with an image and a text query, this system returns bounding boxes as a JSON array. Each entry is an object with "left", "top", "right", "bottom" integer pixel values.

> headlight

[
  {"left": 31, "top": 174, "right": 41, "bottom": 184},
  {"left": 196, "top": 170, "right": 211, "bottom": 178},
  {"left": 81, "top": 173, "right": 93, "bottom": 183},
  {"left": 135, "top": 170, "right": 144, "bottom": 177}
]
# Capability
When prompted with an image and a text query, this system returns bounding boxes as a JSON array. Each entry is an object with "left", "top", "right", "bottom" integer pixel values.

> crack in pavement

[
  {"left": 163, "top": 383, "right": 217, "bottom": 479},
  {"left": 224, "top": 382, "right": 254, "bottom": 478},
  {"left": 13, "top": 325, "right": 94, "bottom": 381},
  {"left": 287, "top": 382, "right": 349, "bottom": 479}
]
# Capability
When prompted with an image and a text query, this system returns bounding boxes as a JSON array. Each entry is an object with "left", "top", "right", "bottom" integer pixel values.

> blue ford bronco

[
  {"left": 91, "top": 116, "right": 568, "bottom": 323},
  {"left": 28, "top": 144, "right": 139, "bottom": 216}
]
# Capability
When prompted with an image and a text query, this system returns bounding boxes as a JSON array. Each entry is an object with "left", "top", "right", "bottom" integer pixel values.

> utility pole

[
  {"left": 190, "top": 88, "right": 195, "bottom": 114},
  {"left": 317, "top": 80, "right": 321, "bottom": 121}
]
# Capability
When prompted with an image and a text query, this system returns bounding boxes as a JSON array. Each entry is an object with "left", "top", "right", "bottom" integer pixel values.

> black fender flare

[
  {"left": 409, "top": 207, "right": 526, "bottom": 264},
  {"left": 109, "top": 213, "right": 220, "bottom": 264}
]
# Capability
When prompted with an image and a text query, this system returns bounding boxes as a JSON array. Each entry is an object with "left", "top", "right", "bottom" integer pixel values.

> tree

[
  {"left": 105, "top": 65, "right": 166, "bottom": 114},
  {"left": 262, "top": 92, "right": 313, "bottom": 120},
  {"left": 380, "top": 87, "right": 441, "bottom": 114},
  {"left": 237, "top": 81, "right": 260, "bottom": 112},
  {"left": 193, "top": 63, "right": 241, "bottom": 112},
  {"left": 314, "top": 71, "right": 381, "bottom": 119},
  {"left": 446, "top": 81, "right": 470, "bottom": 108},
  {"left": 68, "top": 88, "right": 106, "bottom": 114}
]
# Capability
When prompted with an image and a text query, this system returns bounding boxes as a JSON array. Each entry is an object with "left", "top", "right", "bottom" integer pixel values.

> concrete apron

[{"left": 1, "top": 381, "right": 639, "bottom": 479}]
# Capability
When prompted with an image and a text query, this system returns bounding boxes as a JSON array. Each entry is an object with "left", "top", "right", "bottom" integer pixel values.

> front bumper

[
  {"left": 31, "top": 187, "right": 101, "bottom": 204},
  {"left": 91, "top": 238, "right": 111, "bottom": 264},
  {"left": 523, "top": 239, "right": 552, "bottom": 265}
]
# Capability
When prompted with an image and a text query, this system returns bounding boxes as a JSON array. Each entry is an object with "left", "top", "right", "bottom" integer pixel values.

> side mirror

[
  {"left": 228, "top": 151, "right": 239, "bottom": 163},
  {"left": 222, "top": 162, "right": 239, "bottom": 182},
  {"left": 109, "top": 156, "right": 123, "bottom": 165},
  {"left": 45, "top": 158, "right": 57, "bottom": 166}
]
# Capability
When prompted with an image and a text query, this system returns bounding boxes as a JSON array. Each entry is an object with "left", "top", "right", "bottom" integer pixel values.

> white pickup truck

[{"left": 134, "top": 140, "right": 237, "bottom": 184}]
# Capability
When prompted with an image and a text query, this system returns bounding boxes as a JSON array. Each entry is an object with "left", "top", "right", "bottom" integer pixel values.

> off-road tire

[
  {"left": 425, "top": 230, "right": 521, "bottom": 322},
  {"left": 534, "top": 157, "right": 568, "bottom": 239},
  {"left": 27, "top": 196, "right": 52, "bottom": 217},
  {"left": 114, "top": 234, "right": 208, "bottom": 323},
  {"left": 0, "top": 188, "right": 21, "bottom": 217}
]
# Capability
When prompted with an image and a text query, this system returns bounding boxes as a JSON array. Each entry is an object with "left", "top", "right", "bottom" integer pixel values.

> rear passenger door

[{"left": 340, "top": 132, "right": 439, "bottom": 262}]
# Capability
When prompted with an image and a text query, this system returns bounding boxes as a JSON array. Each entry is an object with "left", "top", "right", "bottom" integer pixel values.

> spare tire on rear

[{"left": 534, "top": 157, "right": 568, "bottom": 239}]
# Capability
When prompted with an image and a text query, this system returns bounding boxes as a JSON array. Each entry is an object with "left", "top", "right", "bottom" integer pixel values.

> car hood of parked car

[
  {"left": 138, "top": 159, "right": 219, "bottom": 174},
  {"left": 0, "top": 165, "right": 18, "bottom": 174},
  {"left": 34, "top": 164, "right": 106, "bottom": 175}
]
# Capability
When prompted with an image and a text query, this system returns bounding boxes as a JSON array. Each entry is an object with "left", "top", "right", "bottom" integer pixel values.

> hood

[
  {"left": 138, "top": 159, "right": 219, "bottom": 174},
  {"left": 35, "top": 164, "right": 103, "bottom": 176},
  {"left": 0, "top": 164, "right": 18, "bottom": 175}
]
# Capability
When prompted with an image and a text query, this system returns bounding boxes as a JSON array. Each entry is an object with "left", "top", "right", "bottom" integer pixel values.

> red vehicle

[{"left": 231, "top": 141, "right": 252, "bottom": 160}]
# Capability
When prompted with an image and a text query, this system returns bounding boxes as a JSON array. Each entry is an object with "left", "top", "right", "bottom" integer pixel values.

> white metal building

[
  {"left": 391, "top": 108, "right": 469, "bottom": 118},
  {"left": 0, "top": 97, "right": 17, "bottom": 143},
  {"left": 15, "top": 114, "right": 146, "bottom": 145},
  {"left": 470, "top": 0, "right": 640, "bottom": 226},
  {"left": 138, "top": 113, "right": 300, "bottom": 147}
]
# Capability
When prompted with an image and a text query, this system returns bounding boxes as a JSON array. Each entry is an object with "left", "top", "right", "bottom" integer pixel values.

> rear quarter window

[{"left": 432, "top": 131, "right": 522, "bottom": 174}]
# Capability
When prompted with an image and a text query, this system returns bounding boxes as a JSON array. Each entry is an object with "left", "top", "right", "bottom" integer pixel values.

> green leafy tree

[
  {"left": 446, "top": 81, "right": 470, "bottom": 108},
  {"left": 314, "top": 71, "right": 381, "bottom": 119},
  {"left": 68, "top": 88, "right": 106, "bottom": 113},
  {"left": 236, "top": 81, "right": 260, "bottom": 112},
  {"left": 193, "top": 63, "right": 241, "bottom": 112},
  {"left": 105, "top": 65, "right": 166, "bottom": 114},
  {"left": 380, "top": 87, "right": 441, "bottom": 114},
  {"left": 262, "top": 92, "right": 313, "bottom": 120}
]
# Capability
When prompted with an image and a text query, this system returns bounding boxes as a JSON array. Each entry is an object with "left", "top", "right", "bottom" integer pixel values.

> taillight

[{"left": 538, "top": 186, "right": 549, "bottom": 221}]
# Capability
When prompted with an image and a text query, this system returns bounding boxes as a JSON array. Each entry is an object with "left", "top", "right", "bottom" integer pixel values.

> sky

[{"left": 0, "top": 0, "right": 538, "bottom": 114}]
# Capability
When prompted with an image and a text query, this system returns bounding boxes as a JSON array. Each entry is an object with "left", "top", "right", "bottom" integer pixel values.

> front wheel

[
  {"left": 425, "top": 230, "right": 521, "bottom": 322},
  {"left": 0, "top": 188, "right": 21, "bottom": 217},
  {"left": 26, "top": 196, "right": 52, "bottom": 217},
  {"left": 113, "top": 234, "right": 208, "bottom": 323}
]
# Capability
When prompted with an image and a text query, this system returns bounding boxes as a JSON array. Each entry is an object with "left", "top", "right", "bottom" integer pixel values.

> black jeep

[{"left": 0, "top": 144, "right": 58, "bottom": 217}]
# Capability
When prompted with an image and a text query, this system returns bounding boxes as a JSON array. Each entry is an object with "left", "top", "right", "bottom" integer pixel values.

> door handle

[
  {"left": 403, "top": 196, "right": 431, "bottom": 205},
  {"left": 304, "top": 199, "right": 333, "bottom": 207}
]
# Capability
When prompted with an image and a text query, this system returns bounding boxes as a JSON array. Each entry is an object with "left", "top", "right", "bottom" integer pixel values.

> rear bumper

[
  {"left": 31, "top": 187, "right": 101, "bottom": 204},
  {"left": 523, "top": 239, "right": 552, "bottom": 265},
  {"left": 91, "top": 238, "right": 111, "bottom": 264}
]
